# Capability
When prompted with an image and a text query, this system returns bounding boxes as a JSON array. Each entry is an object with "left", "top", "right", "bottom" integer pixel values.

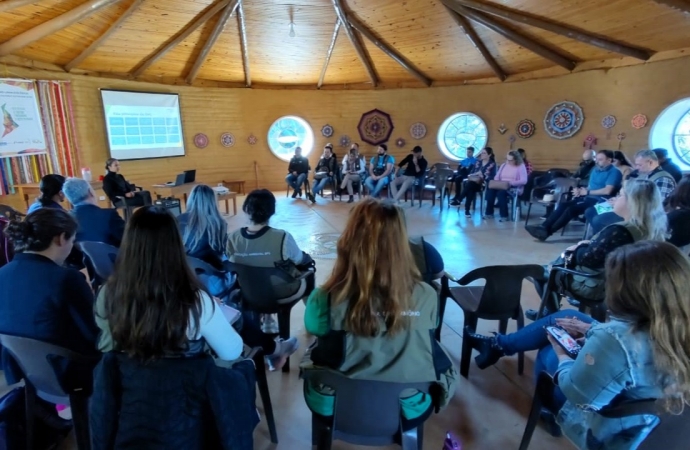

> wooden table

[
  {"left": 217, "top": 192, "right": 237, "bottom": 215},
  {"left": 152, "top": 183, "right": 199, "bottom": 206},
  {"left": 222, "top": 180, "right": 245, "bottom": 195},
  {"left": 14, "top": 181, "right": 109, "bottom": 210}
]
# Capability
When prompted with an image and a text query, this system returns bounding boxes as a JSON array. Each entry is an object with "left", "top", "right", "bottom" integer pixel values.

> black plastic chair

[
  {"left": 535, "top": 266, "right": 607, "bottom": 322},
  {"left": 0, "top": 334, "right": 97, "bottom": 450},
  {"left": 224, "top": 261, "right": 314, "bottom": 372},
  {"left": 79, "top": 241, "right": 118, "bottom": 292},
  {"left": 186, "top": 255, "right": 236, "bottom": 301},
  {"left": 0, "top": 203, "right": 26, "bottom": 221},
  {"left": 416, "top": 168, "right": 454, "bottom": 210},
  {"left": 247, "top": 347, "right": 278, "bottom": 443},
  {"left": 448, "top": 265, "right": 546, "bottom": 377},
  {"left": 302, "top": 369, "right": 432, "bottom": 450},
  {"left": 524, "top": 177, "right": 578, "bottom": 225}
]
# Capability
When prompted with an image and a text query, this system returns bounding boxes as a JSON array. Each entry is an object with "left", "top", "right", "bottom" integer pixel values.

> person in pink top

[{"left": 484, "top": 150, "right": 528, "bottom": 221}]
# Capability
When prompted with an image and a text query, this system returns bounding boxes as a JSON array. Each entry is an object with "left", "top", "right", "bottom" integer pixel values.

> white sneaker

[
  {"left": 266, "top": 337, "right": 299, "bottom": 371},
  {"left": 261, "top": 314, "right": 279, "bottom": 334}
]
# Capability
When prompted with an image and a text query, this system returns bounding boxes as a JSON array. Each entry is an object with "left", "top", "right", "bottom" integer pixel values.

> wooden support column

[
  {"left": 65, "top": 0, "right": 144, "bottom": 72},
  {"left": 0, "top": 0, "right": 123, "bottom": 57},
  {"left": 331, "top": 0, "right": 377, "bottom": 87},
  {"left": 237, "top": 0, "right": 251, "bottom": 87},
  {"left": 0, "top": 0, "right": 38, "bottom": 13},
  {"left": 132, "top": 0, "right": 231, "bottom": 78},
  {"left": 317, "top": 20, "right": 340, "bottom": 89},
  {"left": 186, "top": 0, "right": 238, "bottom": 84},
  {"left": 442, "top": 0, "right": 576, "bottom": 71},
  {"left": 444, "top": 5, "right": 506, "bottom": 81}
]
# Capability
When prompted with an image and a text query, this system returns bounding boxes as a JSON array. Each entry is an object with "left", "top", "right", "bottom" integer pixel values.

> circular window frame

[
  {"left": 649, "top": 97, "right": 690, "bottom": 169},
  {"left": 267, "top": 115, "right": 315, "bottom": 162},
  {"left": 437, "top": 112, "right": 488, "bottom": 161}
]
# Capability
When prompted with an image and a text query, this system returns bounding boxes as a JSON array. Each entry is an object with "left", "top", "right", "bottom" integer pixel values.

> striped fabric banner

[{"left": 0, "top": 80, "right": 80, "bottom": 196}]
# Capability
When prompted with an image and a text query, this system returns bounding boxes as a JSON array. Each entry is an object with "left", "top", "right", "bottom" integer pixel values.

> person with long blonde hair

[{"left": 301, "top": 198, "right": 457, "bottom": 426}]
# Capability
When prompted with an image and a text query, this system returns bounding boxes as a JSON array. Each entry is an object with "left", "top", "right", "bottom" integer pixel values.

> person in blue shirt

[
  {"left": 449, "top": 146, "right": 476, "bottom": 204},
  {"left": 63, "top": 177, "right": 125, "bottom": 247},
  {"left": 364, "top": 144, "right": 395, "bottom": 198},
  {"left": 27, "top": 174, "right": 65, "bottom": 214},
  {"left": 526, "top": 150, "right": 622, "bottom": 241}
]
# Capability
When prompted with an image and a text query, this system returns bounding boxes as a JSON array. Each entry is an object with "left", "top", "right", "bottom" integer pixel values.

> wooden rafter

[
  {"left": 186, "top": 0, "right": 238, "bottom": 84},
  {"left": 444, "top": 5, "right": 506, "bottom": 81},
  {"left": 0, "top": 0, "right": 123, "bottom": 57},
  {"left": 318, "top": 20, "right": 340, "bottom": 89},
  {"left": 331, "top": 0, "right": 377, "bottom": 87},
  {"left": 132, "top": 0, "right": 231, "bottom": 78},
  {"left": 442, "top": 0, "right": 576, "bottom": 71},
  {"left": 237, "top": 0, "right": 251, "bottom": 87},
  {"left": 65, "top": 0, "right": 144, "bottom": 72},
  {"left": 453, "top": 0, "right": 652, "bottom": 60},
  {"left": 653, "top": 0, "right": 690, "bottom": 15},
  {"left": 0, "top": 0, "right": 36, "bottom": 13},
  {"left": 348, "top": 15, "right": 432, "bottom": 87}
]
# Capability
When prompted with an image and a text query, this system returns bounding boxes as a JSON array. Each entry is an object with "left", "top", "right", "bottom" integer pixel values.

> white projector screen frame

[{"left": 100, "top": 89, "right": 186, "bottom": 161}]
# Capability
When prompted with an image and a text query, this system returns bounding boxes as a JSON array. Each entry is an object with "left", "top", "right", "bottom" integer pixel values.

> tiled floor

[{"left": 47, "top": 192, "right": 583, "bottom": 449}]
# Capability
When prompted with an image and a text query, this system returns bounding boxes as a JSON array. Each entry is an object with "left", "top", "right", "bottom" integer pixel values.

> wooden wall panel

[{"left": 1, "top": 55, "right": 690, "bottom": 211}]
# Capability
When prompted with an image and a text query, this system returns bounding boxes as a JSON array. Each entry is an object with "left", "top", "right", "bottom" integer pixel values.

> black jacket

[
  {"left": 287, "top": 156, "right": 310, "bottom": 175},
  {"left": 71, "top": 204, "right": 125, "bottom": 247},
  {"left": 102, "top": 171, "right": 135, "bottom": 201},
  {"left": 398, "top": 154, "right": 428, "bottom": 177},
  {"left": 573, "top": 160, "right": 596, "bottom": 181},
  {"left": 661, "top": 160, "right": 683, "bottom": 183},
  {"left": 90, "top": 352, "right": 259, "bottom": 450},
  {"left": 315, "top": 156, "right": 336, "bottom": 176}
]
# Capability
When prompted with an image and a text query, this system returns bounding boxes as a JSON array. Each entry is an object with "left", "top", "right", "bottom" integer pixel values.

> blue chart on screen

[{"left": 106, "top": 106, "right": 181, "bottom": 149}]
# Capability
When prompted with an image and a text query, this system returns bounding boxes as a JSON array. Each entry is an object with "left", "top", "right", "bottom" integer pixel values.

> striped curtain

[{"left": 0, "top": 80, "right": 80, "bottom": 195}]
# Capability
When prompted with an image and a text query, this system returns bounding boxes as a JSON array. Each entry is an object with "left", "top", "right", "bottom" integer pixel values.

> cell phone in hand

[{"left": 546, "top": 326, "right": 582, "bottom": 359}]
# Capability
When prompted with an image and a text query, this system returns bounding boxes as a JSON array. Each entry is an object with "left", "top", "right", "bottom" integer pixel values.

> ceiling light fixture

[{"left": 289, "top": 22, "right": 296, "bottom": 38}]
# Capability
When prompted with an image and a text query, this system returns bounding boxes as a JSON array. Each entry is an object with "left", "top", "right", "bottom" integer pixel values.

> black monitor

[{"left": 183, "top": 170, "right": 196, "bottom": 183}]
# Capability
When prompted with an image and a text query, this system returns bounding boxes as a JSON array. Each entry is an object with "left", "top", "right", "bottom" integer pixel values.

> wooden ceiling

[{"left": 0, "top": 0, "right": 688, "bottom": 89}]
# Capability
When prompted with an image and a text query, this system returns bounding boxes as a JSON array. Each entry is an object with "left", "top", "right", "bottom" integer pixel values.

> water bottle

[{"left": 81, "top": 167, "right": 92, "bottom": 182}]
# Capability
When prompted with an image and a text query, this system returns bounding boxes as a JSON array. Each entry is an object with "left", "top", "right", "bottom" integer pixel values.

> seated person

[
  {"left": 612, "top": 150, "right": 633, "bottom": 179},
  {"left": 96, "top": 206, "right": 298, "bottom": 370},
  {"left": 27, "top": 174, "right": 65, "bottom": 213},
  {"left": 285, "top": 146, "right": 310, "bottom": 198},
  {"left": 364, "top": 144, "right": 395, "bottom": 198},
  {"left": 450, "top": 147, "right": 497, "bottom": 216},
  {"left": 517, "top": 148, "right": 533, "bottom": 175},
  {"left": 526, "top": 150, "right": 622, "bottom": 241},
  {"left": 102, "top": 158, "right": 152, "bottom": 207},
  {"left": 466, "top": 240, "right": 690, "bottom": 448},
  {"left": 449, "top": 146, "right": 477, "bottom": 204},
  {"left": 341, "top": 147, "right": 367, "bottom": 203},
  {"left": 484, "top": 150, "right": 527, "bottom": 221},
  {"left": 311, "top": 144, "right": 337, "bottom": 201},
  {"left": 0, "top": 209, "right": 99, "bottom": 384},
  {"left": 572, "top": 149, "right": 596, "bottom": 186},
  {"left": 302, "top": 199, "right": 457, "bottom": 426},
  {"left": 63, "top": 177, "right": 125, "bottom": 247},
  {"left": 390, "top": 145, "right": 428, "bottom": 203},
  {"left": 654, "top": 148, "right": 683, "bottom": 183},
  {"left": 664, "top": 176, "right": 690, "bottom": 249}
]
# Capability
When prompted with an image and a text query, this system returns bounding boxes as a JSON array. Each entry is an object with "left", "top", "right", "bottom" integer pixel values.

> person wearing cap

[{"left": 390, "top": 145, "right": 428, "bottom": 203}]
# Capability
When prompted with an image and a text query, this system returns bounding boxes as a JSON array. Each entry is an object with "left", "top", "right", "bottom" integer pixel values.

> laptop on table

[{"left": 165, "top": 173, "right": 186, "bottom": 187}]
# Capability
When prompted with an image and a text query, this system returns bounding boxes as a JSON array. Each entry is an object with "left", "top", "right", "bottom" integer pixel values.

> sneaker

[
  {"left": 266, "top": 337, "right": 299, "bottom": 371},
  {"left": 525, "top": 224, "right": 550, "bottom": 241},
  {"left": 464, "top": 326, "right": 504, "bottom": 369},
  {"left": 308, "top": 193, "right": 316, "bottom": 203},
  {"left": 261, "top": 314, "right": 279, "bottom": 334},
  {"left": 499, "top": 216, "right": 509, "bottom": 222},
  {"left": 298, "top": 189, "right": 303, "bottom": 198},
  {"left": 347, "top": 195, "right": 354, "bottom": 204},
  {"left": 450, "top": 199, "right": 460, "bottom": 206},
  {"left": 291, "top": 190, "right": 298, "bottom": 198},
  {"left": 465, "top": 213, "right": 471, "bottom": 218}
]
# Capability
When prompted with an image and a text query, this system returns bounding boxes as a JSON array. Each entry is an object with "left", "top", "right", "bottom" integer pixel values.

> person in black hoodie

[
  {"left": 285, "top": 147, "right": 310, "bottom": 198},
  {"left": 310, "top": 144, "right": 337, "bottom": 202},
  {"left": 102, "top": 158, "right": 152, "bottom": 207},
  {"left": 653, "top": 148, "right": 683, "bottom": 183}
]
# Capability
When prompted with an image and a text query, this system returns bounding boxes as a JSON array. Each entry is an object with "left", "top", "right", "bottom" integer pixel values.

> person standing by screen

[{"left": 102, "top": 158, "right": 152, "bottom": 207}]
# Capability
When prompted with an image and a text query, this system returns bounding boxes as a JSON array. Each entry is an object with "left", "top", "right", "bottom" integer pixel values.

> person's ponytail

[{"left": 37, "top": 174, "right": 65, "bottom": 206}]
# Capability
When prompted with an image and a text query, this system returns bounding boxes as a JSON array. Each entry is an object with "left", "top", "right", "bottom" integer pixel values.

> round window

[
  {"left": 650, "top": 98, "right": 690, "bottom": 169},
  {"left": 437, "top": 112, "right": 488, "bottom": 161},
  {"left": 267, "top": 116, "right": 314, "bottom": 162}
]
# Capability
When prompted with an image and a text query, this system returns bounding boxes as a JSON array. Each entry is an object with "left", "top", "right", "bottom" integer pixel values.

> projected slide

[{"left": 100, "top": 90, "right": 185, "bottom": 161}]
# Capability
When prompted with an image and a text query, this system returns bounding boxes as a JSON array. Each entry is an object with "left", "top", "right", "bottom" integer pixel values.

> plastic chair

[
  {"left": 535, "top": 266, "right": 607, "bottom": 322},
  {"left": 302, "top": 369, "right": 433, "bottom": 450},
  {"left": 525, "top": 178, "right": 578, "bottom": 225},
  {"left": 0, "top": 203, "right": 26, "bottom": 221},
  {"left": 447, "top": 265, "right": 546, "bottom": 377},
  {"left": 0, "top": 334, "right": 97, "bottom": 450},
  {"left": 79, "top": 241, "right": 118, "bottom": 292},
  {"left": 186, "top": 255, "right": 237, "bottom": 300},
  {"left": 417, "top": 168, "right": 454, "bottom": 210},
  {"left": 224, "top": 261, "right": 314, "bottom": 372},
  {"left": 247, "top": 347, "right": 278, "bottom": 443}
]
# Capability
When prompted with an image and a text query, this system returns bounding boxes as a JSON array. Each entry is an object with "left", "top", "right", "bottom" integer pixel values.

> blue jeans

[
  {"left": 364, "top": 176, "right": 390, "bottom": 197},
  {"left": 484, "top": 188, "right": 513, "bottom": 218},
  {"left": 312, "top": 177, "right": 332, "bottom": 195},
  {"left": 286, "top": 173, "right": 307, "bottom": 191}
]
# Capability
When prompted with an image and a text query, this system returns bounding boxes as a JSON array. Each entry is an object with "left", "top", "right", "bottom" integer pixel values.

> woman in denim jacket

[{"left": 466, "top": 240, "right": 690, "bottom": 449}]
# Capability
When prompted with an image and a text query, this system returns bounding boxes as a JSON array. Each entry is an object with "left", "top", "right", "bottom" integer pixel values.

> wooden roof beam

[
  {"left": 236, "top": 0, "right": 251, "bottom": 87},
  {"left": 332, "top": 0, "right": 377, "bottom": 87},
  {"left": 132, "top": 0, "right": 231, "bottom": 78},
  {"left": 318, "top": 20, "right": 340, "bottom": 89},
  {"left": 653, "top": 0, "right": 690, "bottom": 15},
  {"left": 347, "top": 15, "right": 432, "bottom": 87},
  {"left": 65, "top": 0, "right": 144, "bottom": 72},
  {"left": 0, "top": 0, "right": 38, "bottom": 13},
  {"left": 0, "top": 0, "right": 123, "bottom": 57},
  {"left": 444, "top": 5, "right": 506, "bottom": 81},
  {"left": 186, "top": 0, "right": 238, "bottom": 84},
  {"left": 453, "top": 0, "right": 652, "bottom": 60},
  {"left": 442, "top": 0, "right": 576, "bottom": 71}
]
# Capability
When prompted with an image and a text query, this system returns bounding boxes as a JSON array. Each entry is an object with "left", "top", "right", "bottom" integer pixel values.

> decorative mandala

[
  {"left": 601, "top": 115, "right": 616, "bottom": 129},
  {"left": 396, "top": 137, "right": 406, "bottom": 148},
  {"left": 220, "top": 132, "right": 235, "bottom": 147},
  {"left": 247, "top": 133, "right": 258, "bottom": 145},
  {"left": 193, "top": 133, "right": 209, "bottom": 149},
  {"left": 357, "top": 108, "right": 394, "bottom": 145},
  {"left": 631, "top": 114, "right": 648, "bottom": 129},
  {"left": 409, "top": 122, "right": 427, "bottom": 139},
  {"left": 544, "top": 101, "right": 584, "bottom": 139},
  {"left": 516, "top": 119, "right": 536, "bottom": 139},
  {"left": 498, "top": 123, "right": 508, "bottom": 135},
  {"left": 584, "top": 133, "right": 597, "bottom": 149},
  {"left": 339, "top": 135, "right": 350, "bottom": 147},
  {"left": 321, "top": 124, "right": 334, "bottom": 137}
]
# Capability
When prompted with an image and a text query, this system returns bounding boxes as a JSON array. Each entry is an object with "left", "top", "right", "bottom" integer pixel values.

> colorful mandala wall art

[
  {"left": 544, "top": 101, "right": 584, "bottom": 140},
  {"left": 631, "top": 114, "right": 648, "bottom": 130},
  {"left": 601, "top": 115, "right": 616, "bottom": 129},
  {"left": 193, "top": 133, "right": 209, "bottom": 149},
  {"left": 339, "top": 135, "right": 351, "bottom": 147},
  {"left": 516, "top": 119, "right": 536, "bottom": 139},
  {"left": 409, "top": 122, "right": 427, "bottom": 139},
  {"left": 220, "top": 132, "right": 235, "bottom": 147},
  {"left": 321, "top": 124, "right": 334, "bottom": 137},
  {"left": 357, "top": 108, "right": 394, "bottom": 145}
]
